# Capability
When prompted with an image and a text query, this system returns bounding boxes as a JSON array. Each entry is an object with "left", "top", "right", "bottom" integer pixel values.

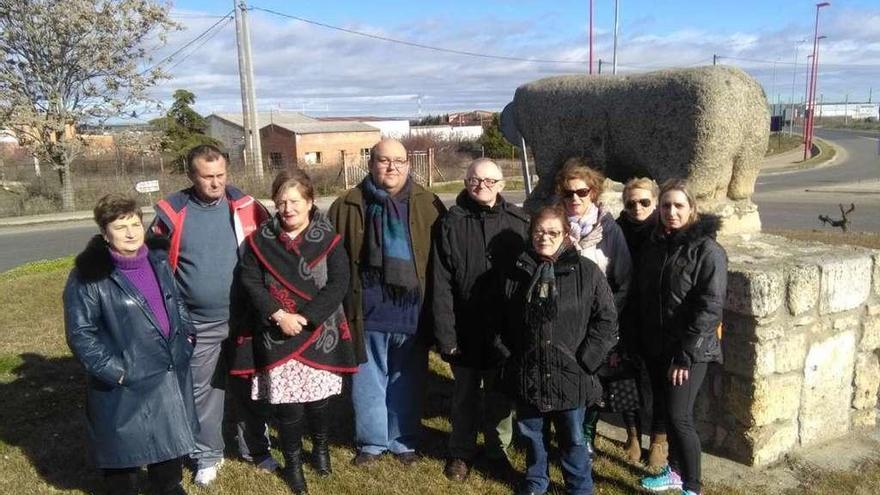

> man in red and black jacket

[{"left": 149, "top": 144, "right": 273, "bottom": 486}]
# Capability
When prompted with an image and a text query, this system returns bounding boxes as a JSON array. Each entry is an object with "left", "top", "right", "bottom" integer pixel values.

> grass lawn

[
  {"left": 0, "top": 248, "right": 877, "bottom": 494},
  {"left": 765, "top": 133, "right": 803, "bottom": 156}
]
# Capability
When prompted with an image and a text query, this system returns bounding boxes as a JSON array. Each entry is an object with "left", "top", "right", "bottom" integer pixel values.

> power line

[
  {"left": 166, "top": 17, "right": 233, "bottom": 71},
  {"left": 718, "top": 55, "right": 879, "bottom": 71},
  {"left": 140, "top": 10, "right": 234, "bottom": 75},
  {"left": 251, "top": 6, "right": 587, "bottom": 65}
]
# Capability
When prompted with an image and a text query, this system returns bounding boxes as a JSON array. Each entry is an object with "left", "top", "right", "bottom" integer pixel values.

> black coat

[
  {"left": 432, "top": 191, "right": 529, "bottom": 368},
  {"left": 494, "top": 247, "right": 619, "bottom": 412},
  {"left": 615, "top": 210, "right": 658, "bottom": 353},
  {"left": 635, "top": 215, "right": 727, "bottom": 367},
  {"left": 63, "top": 236, "right": 198, "bottom": 469}
]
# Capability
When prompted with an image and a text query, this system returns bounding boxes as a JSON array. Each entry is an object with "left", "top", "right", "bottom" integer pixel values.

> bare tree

[
  {"left": 0, "top": 0, "right": 177, "bottom": 210},
  {"left": 818, "top": 203, "right": 856, "bottom": 232}
]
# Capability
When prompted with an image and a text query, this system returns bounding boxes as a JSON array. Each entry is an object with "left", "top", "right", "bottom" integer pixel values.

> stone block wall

[{"left": 693, "top": 233, "right": 880, "bottom": 466}]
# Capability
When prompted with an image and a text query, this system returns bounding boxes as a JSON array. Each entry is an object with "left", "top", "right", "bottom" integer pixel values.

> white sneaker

[
  {"left": 194, "top": 459, "right": 224, "bottom": 487},
  {"left": 255, "top": 456, "right": 279, "bottom": 472}
]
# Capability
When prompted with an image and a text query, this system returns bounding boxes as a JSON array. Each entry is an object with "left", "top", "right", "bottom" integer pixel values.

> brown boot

[
  {"left": 624, "top": 426, "right": 642, "bottom": 463},
  {"left": 647, "top": 433, "right": 668, "bottom": 469}
]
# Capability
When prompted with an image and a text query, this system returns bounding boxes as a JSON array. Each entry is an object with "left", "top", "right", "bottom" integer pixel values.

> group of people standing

[{"left": 63, "top": 138, "right": 726, "bottom": 495}]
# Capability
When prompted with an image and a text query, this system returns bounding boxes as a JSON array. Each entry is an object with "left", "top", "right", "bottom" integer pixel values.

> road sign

[
  {"left": 500, "top": 102, "right": 522, "bottom": 147},
  {"left": 135, "top": 179, "right": 160, "bottom": 193}
]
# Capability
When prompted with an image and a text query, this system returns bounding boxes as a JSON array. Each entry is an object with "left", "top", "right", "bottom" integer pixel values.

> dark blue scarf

[{"left": 361, "top": 176, "right": 419, "bottom": 302}]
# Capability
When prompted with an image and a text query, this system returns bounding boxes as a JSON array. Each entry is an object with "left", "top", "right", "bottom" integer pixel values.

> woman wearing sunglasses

[
  {"left": 636, "top": 179, "right": 726, "bottom": 495},
  {"left": 492, "top": 205, "right": 618, "bottom": 495},
  {"left": 554, "top": 158, "right": 635, "bottom": 459},
  {"left": 615, "top": 177, "right": 666, "bottom": 465}
]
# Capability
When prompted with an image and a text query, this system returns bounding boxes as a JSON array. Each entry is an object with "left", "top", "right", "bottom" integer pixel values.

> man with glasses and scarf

[
  {"left": 328, "top": 138, "right": 446, "bottom": 466},
  {"left": 432, "top": 158, "right": 529, "bottom": 482}
]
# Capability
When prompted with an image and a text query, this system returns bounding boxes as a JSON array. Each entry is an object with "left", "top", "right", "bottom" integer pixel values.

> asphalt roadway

[{"left": 1, "top": 128, "right": 878, "bottom": 272}]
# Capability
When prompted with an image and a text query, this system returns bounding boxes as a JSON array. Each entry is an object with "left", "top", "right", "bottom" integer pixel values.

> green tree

[
  {"left": 0, "top": 0, "right": 177, "bottom": 210},
  {"left": 151, "top": 89, "right": 219, "bottom": 170},
  {"left": 479, "top": 113, "right": 519, "bottom": 159}
]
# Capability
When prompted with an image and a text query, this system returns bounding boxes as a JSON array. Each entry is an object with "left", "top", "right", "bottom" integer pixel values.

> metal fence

[{"left": 341, "top": 148, "right": 435, "bottom": 189}]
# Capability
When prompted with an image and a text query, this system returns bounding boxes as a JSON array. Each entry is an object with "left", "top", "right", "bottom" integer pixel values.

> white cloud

[{"left": 141, "top": 6, "right": 880, "bottom": 119}]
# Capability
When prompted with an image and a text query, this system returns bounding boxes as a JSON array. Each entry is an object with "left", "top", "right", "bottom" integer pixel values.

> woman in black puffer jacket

[
  {"left": 636, "top": 180, "right": 726, "bottom": 495},
  {"left": 494, "top": 205, "right": 618, "bottom": 495}
]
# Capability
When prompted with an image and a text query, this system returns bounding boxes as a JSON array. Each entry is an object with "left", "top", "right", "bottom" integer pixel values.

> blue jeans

[
  {"left": 352, "top": 331, "right": 427, "bottom": 455},
  {"left": 517, "top": 404, "right": 592, "bottom": 495}
]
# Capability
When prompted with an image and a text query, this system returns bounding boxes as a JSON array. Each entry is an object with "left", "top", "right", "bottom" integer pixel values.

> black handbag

[{"left": 605, "top": 377, "right": 641, "bottom": 412}]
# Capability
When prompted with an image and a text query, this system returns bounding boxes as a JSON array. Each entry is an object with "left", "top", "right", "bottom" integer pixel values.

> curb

[{"left": 759, "top": 137, "right": 841, "bottom": 176}]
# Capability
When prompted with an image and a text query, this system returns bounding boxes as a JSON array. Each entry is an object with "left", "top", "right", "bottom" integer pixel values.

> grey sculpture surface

[{"left": 508, "top": 66, "right": 770, "bottom": 210}]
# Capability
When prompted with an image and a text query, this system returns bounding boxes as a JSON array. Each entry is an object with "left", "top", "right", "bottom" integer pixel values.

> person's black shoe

[
  {"left": 443, "top": 458, "right": 469, "bottom": 481},
  {"left": 351, "top": 452, "right": 382, "bottom": 466},
  {"left": 394, "top": 451, "right": 420, "bottom": 466}
]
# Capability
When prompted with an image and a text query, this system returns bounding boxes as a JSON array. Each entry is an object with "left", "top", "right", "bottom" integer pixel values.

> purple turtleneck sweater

[{"left": 111, "top": 246, "right": 171, "bottom": 337}]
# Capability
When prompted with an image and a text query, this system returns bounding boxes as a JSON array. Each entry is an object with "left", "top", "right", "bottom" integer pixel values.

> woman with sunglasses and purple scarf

[{"left": 554, "top": 157, "right": 637, "bottom": 461}]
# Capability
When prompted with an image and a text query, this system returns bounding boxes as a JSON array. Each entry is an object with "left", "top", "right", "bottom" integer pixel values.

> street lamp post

[
  {"left": 803, "top": 53, "right": 813, "bottom": 131},
  {"left": 806, "top": 34, "right": 828, "bottom": 158},
  {"left": 804, "top": 2, "right": 830, "bottom": 161},
  {"left": 789, "top": 39, "right": 806, "bottom": 137}
]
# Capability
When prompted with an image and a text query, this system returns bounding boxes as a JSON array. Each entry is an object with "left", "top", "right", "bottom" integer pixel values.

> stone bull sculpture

[{"left": 506, "top": 66, "right": 770, "bottom": 221}]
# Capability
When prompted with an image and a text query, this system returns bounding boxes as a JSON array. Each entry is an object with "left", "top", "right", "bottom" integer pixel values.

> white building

[
  {"left": 317, "top": 117, "right": 410, "bottom": 138},
  {"left": 410, "top": 125, "right": 484, "bottom": 141}
]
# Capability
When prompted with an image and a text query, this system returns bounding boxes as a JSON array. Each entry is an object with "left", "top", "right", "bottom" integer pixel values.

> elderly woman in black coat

[
  {"left": 494, "top": 205, "right": 618, "bottom": 495},
  {"left": 636, "top": 180, "right": 726, "bottom": 495},
  {"left": 63, "top": 194, "right": 197, "bottom": 495}
]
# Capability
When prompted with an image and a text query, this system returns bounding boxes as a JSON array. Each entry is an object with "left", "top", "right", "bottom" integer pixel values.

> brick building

[{"left": 260, "top": 121, "right": 380, "bottom": 169}]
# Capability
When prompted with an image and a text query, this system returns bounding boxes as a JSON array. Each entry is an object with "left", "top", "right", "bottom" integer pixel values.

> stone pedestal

[{"left": 695, "top": 233, "right": 880, "bottom": 466}]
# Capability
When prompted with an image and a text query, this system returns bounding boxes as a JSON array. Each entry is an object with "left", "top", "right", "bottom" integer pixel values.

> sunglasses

[
  {"left": 561, "top": 188, "right": 591, "bottom": 199},
  {"left": 625, "top": 198, "right": 653, "bottom": 209}
]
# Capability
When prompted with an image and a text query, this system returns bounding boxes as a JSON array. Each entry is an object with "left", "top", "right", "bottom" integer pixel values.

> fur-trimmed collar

[
  {"left": 653, "top": 214, "right": 722, "bottom": 245},
  {"left": 74, "top": 235, "right": 170, "bottom": 282}
]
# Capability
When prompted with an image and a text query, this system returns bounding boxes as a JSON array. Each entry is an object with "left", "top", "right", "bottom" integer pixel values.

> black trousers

[
  {"left": 103, "top": 457, "right": 183, "bottom": 495},
  {"left": 644, "top": 355, "right": 669, "bottom": 435},
  {"left": 665, "top": 361, "right": 708, "bottom": 493}
]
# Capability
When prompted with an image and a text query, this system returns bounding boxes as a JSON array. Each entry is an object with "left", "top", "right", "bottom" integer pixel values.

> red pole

[
  {"left": 589, "top": 0, "right": 594, "bottom": 74},
  {"left": 804, "top": 2, "right": 830, "bottom": 160},
  {"left": 803, "top": 54, "right": 812, "bottom": 136},
  {"left": 809, "top": 35, "right": 826, "bottom": 155}
]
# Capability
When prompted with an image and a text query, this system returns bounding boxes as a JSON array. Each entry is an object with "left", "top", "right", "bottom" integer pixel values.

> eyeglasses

[
  {"left": 532, "top": 230, "right": 563, "bottom": 240},
  {"left": 466, "top": 177, "right": 502, "bottom": 187},
  {"left": 561, "top": 188, "right": 590, "bottom": 199},
  {"left": 374, "top": 156, "right": 409, "bottom": 169},
  {"left": 625, "top": 198, "right": 653, "bottom": 210}
]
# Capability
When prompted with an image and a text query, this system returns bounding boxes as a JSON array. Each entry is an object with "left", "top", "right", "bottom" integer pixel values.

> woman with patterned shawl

[{"left": 230, "top": 168, "right": 357, "bottom": 495}]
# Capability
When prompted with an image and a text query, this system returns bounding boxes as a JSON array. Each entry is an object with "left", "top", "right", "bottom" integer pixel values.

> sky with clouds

[{"left": 140, "top": 0, "right": 880, "bottom": 119}]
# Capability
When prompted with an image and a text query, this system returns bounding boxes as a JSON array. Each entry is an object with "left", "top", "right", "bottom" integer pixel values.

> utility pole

[
  {"left": 612, "top": 0, "right": 620, "bottom": 74},
  {"left": 587, "top": 0, "right": 594, "bottom": 74},
  {"left": 234, "top": 0, "right": 263, "bottom": 178},
  {"left": 598, "top": 59, "right": 603, "bottom": 74},
  {"left": 713, "top": 54, "right": 717, "bottom": 65}
]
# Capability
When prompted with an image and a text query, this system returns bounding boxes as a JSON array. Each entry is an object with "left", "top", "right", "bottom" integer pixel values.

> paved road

[
  {"left": 1, "top": 127, "right": 877, "bottom": 272},
  {"left": 754, "top": 127, "right": 880, "bottom": 231}
]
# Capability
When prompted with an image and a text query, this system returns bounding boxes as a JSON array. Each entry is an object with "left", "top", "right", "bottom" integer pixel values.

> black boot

[
  {"left": 583, "top": 407, "right": 600, "bottom": 459},
  {"left": 306, "top": 399, "right": 332, "bottom": 477},
  {"left": 277, "top": 416, "right": 308, "bottom": 495}
]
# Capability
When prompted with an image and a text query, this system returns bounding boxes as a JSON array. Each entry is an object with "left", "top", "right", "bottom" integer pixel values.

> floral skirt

[{"left": 251, "top": 358, "right": 342, "bottom": 404}]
